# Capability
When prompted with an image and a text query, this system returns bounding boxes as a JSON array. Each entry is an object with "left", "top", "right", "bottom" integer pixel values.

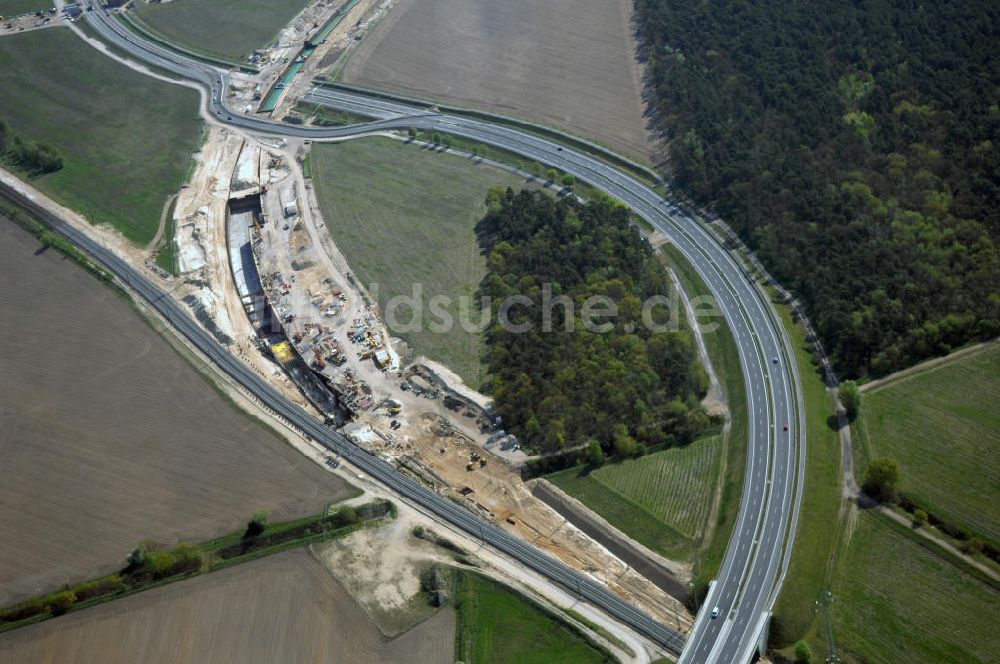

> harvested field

[
  {"left": 831, "top": 511, "right": 999, "bottom": 664},
  {"left": 854, "top": 343, "right": 1000, "bottom": 542},
  {"left": 133, "top": 0, "right": 310, "bottom": 62},
  {"left": 339, "top": 0, "right": 654, "bottom": 162},
  {"left": 0, "top": 218, "right": 353, "bottom": 605},
  {"left": 311, "top": 137, "right": 534, "bottom": 388},
  {"left": 0, "top": 549, "right": 455, "bottom": 663},
  {"left": 0, "top": 28, "right": 203, "bottom": 245},
  {"left": 547, "top": 435, "right": 723, "bottom": 559}
]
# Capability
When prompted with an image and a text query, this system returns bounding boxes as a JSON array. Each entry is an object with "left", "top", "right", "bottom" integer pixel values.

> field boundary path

[
  {"left": 873, "top": 506, "right": 1000, "bottom": 584},
  {"left": 859, "top": 338, "right": 999, "bottom": 393},
  {"left": 145, "top": 192, "right": 178, "bottom": 253}
]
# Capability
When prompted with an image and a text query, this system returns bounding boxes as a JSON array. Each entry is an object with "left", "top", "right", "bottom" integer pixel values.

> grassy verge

[
  {"left": 132, "top": 0, "right": 309, "bottom": 62},
  {"left": 770, "top": 295, "right": 842, "bottom": 647},
  {"left": 452, "top": 569, "right": 614, "bottom": 664},
  {"left": 0, "top": 500, "right": 391, "bottom": 633},
  {"left": 830, "top": 510, "right": 999, "bottom": 663},
  {"left": 0, "top": 28, "right": 203, "bottom": 245},
  {"left": 293, "top": 102, "right": 376, "bottom": 127},
  {"left": 660, "top": 243, "right": 748, "bottom": 587},
  {"left": 310, "top": 136, "right": 537, "bottom": 388},
  {"left": 563, "top": 608, "right": 637, "bottom": 659},
  {"left": 853, "top": 343, "right": 1000, "bottom": 544},
  {"left": 406, "top": 128, "right": 547, "bottom": 181},
  {"left": 407, "top": 128, "right": 609, "bottom": 204}
]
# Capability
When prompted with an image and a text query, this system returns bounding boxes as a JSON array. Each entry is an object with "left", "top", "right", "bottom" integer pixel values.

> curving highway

[{"left": 63, "top": 6, "right": 806, "bottom": 662}]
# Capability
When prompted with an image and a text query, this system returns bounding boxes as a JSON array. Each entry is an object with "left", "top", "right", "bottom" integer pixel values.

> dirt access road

[{"left": 339, "top": 0, "right": 656, "bottom": 163}]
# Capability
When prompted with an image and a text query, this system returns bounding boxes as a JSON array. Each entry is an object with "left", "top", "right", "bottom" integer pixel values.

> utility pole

[{"left": 818, "top": 589, "right": 840, "bottom": 663}]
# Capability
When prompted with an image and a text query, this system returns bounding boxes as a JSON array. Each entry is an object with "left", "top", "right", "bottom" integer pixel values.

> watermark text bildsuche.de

[{"left": 360, "top": 283, "right": 722, "bottom": 335}]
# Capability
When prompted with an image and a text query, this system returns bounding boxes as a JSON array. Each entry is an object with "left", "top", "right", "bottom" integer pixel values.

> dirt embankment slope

[
  {"left": 340, "top": 0, "right": 656, "bottom": 163},
  {"left": 0, "top": 218, "right": 352, "bottom": 605},
  {"left": 531, "top": 479, "right": 690, "bottom": 604}
]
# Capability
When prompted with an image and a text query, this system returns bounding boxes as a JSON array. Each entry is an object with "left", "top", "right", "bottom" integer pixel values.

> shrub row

[
  {"left": 898, "top": 494, "right": 999, "bottom": 563},
  {"left": 0, "top": 501, "right": 393, "bottom": 630}
]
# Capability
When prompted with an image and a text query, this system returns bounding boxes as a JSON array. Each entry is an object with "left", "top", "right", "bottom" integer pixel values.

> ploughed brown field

[
  {"left": 0, "top": 549, "right": 456, "bottom": 663},
  {"left": 0, "top": 218, "right": 352, "bottom": 605},
  {"left": 340, "top": 0, "right": 654, "bottom": 162}
]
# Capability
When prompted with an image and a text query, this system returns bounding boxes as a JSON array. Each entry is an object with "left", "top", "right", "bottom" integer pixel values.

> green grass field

[
  {"left": 133, "top": 0, "right": 309, "bottom": 62},
  {"left": 0, "top": 0, "right": 46, "bottom": 17},
  {"left": 548, "top": 435, "right": 723, "bottom": 559},
  {"left": 453, "top": 571, "right": 612, "bottom": 664},
  {"left": 854, "top": 344, "right": 1000, "bottom": 543},
  {"left": 311, "top": 137, "right": 535, "bottom": 388},
  {"left": 154, "top": 215, "right": 177, "bottom": 275},
  {"left": 0, "top": 28, "right": 202, "bottom": 245},
  {"left": 771, "top": 295, "right": 843, "bottom": 647},
  {"left": 831, "top": 511, "right": 999, "bottom": 664}
]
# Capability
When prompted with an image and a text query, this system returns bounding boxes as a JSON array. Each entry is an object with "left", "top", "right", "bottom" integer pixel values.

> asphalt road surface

[{"left": 66, "top": 7, "right": 808, "bottom": 661}]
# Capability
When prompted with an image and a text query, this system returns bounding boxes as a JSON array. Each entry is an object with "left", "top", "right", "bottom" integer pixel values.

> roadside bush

[
  {"left": 326, "top": 505, "right": 358, "bottom": 528},
  {"left": 71, "top": 575, "right": 126, "bottom": 602},
  {"left": 45, "top": 590, "right": 76, "bottom": 616},
  {"left": 141, "top": 543, "right": 201, "bottom": 579},
  {"left": 862, "top": 457, "right": 900, "bottom": 503},
  {"left": 794, "top": 639, "right": 813, "bottom": 664},
  {"left": 912, "top": 509, "right": 928, "bottom": 528},
  {"left": 244, "top": 510, "right": 269, "bottom": 539},
  {"left": 686, "top": 576, "right": 709, "bottom": 613},
  {"left": 172, "top": 542, "right": 203, "bottom": 570},
  {"left": 0, "top": 597, "right": 45, "bottom": 624},
  {"left": 838, "top": 381, "right": 861, "bottom": 421},
  {"left": 143, "top": 551, "right": 179, "bottom": 579},
  {"left": 419, "top": 566, "right": 451, "bottom": 607},
  {"left": 962, "top": 537, "right": 985, "bottom": 555}
]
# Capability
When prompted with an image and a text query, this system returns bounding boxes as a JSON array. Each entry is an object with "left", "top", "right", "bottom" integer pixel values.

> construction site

[
  {"left": 136, "top": 125, "right": 695, "bottom": 639},
  {"left": 6, "top": 0, "right": 698, "bottom": 645},
  {"left": 219, "top": 0, "right": 394, "bottom": 119}
]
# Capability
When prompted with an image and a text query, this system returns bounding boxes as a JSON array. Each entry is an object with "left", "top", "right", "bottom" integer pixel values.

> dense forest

[
  {"left": 477, "top": 189, "right": 708, "bottom": 455},
  {"left": 0, "top": 119, "right": 62, "bottom": 176},
  {"left": 636, "top": 0, "right": 1000, "bottom": 377}
]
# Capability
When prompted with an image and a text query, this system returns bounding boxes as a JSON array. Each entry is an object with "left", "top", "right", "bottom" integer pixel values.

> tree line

[
  {"left": 0, "top": 119, "right": 63, "bottom": 176},
  {"left": 635, "top": 0, "right": 1000, "bottom": 377},
  {"left": 477, "top": 188, "right": 709, "bottom": 455}
]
